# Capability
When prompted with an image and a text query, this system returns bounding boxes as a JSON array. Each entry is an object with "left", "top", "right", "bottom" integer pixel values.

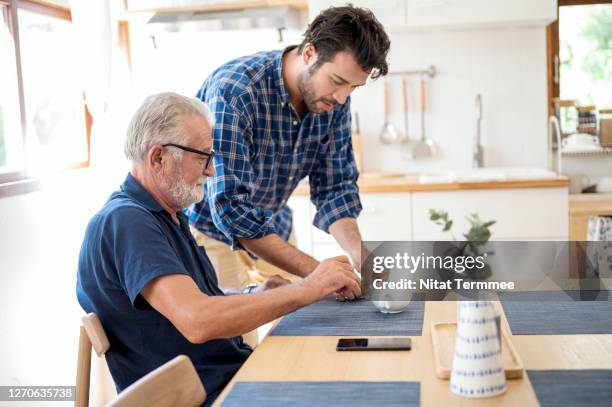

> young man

[
  {"left": 76, "top": 93, "right": 360, "bottom": 405},
  {"left": 187, "top": 5, "right": 390, "bottom": 297}
]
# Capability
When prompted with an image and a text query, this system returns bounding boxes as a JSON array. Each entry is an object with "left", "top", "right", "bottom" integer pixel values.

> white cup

[
  {"left": 450, "top": 301, "right": 507, "bottom": 398},
  {"left": 596, "top": 177, "right": 612, "bottom": 193},
  {"left": 372, "top": 299, "right": 411, "bottom": 314}
]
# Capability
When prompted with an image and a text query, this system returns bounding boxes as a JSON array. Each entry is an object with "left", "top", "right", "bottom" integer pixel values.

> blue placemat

[
  {"left": 499, "top": 291, "right": 612, "bottom": 335},
  {"left": 270, "top": 296, "right": 424, "bottom": 336},
  {"left": 528, "top": 370, "right": 612, "bottom": 407},
  {"left": 220, "top": 381, "right": 420, "bottom": 406}
]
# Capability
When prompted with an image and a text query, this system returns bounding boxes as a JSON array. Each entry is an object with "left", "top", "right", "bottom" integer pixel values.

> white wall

[
  {"left": 127, "top": 23, "right": 551, "bottom": 174},
  {"left": 0, "top": 167, "right": 128, "bottom": 405},
  {"left": 351, "top": 26, "right": 550, "bottom": 173}
]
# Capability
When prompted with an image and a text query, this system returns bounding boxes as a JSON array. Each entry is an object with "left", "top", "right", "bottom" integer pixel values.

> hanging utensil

[
  {"left": 379, "top": 79, "right": 399, "bottom": 145},
  {"left": 414, "top": 77, "right": 436, "bottom": 157},
  {"left": 400, "top": 78, "right": 411, "bottom": 143},
  {"left": 352, "top": 112, "right": 364, "bottom": 173}
]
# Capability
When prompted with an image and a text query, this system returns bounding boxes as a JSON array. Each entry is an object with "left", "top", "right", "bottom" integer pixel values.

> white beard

[{"left": 162, "top": 162, "right": 205, "bottom": 209}]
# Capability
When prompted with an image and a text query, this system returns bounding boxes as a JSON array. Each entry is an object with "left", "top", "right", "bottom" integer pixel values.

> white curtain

[{"left": 71, "top": 0, "right": 132, "bottom": 177}]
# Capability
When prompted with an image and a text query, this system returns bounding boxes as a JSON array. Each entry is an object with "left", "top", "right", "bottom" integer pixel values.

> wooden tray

[{"left": 431, "top": 322, "right": 524, "bottom": 380}]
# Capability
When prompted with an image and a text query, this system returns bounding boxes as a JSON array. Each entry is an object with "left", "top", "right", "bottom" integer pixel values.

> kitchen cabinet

[
  {"left": 569, "top": 193, "right": 612, "bottom": 241},
  {"left": 404, "top": 0, "right": 557, "bottom": 29},
  {"left": 412, "top": 187, "right": 568, "bottom": 240},
  {"left": 288, "top": 195, "right": 314, "bottom": 254},
  {"left": 309, "top": 0, "right": 406, "bottom": 27},
  {"left": 309, "top": 192, "right": 413, "bottom": 260},
  {"left": 291, "top": 193, "right": 414, "bottom": 260},
  {"left": 291, "top": 186, "right": 568, "bottom": 260},
  {"left": 126, "top": 0, "right": 308, "bottom": 12},
  {"left": 309, "top": 0, "right": 557, "bottom": 30}
]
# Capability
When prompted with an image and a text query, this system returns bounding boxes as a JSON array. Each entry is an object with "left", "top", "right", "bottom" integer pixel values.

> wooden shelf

[{"left": 294, "top": 175, "right": 570, "bottom": 196}]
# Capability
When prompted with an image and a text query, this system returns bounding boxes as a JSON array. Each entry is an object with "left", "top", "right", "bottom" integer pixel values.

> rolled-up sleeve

[
  {"left": 309, "top": 104, "right": 362, "bottom": 233},
  {"left": 206, "top": 92, "right": 277, "bottom": 250}
]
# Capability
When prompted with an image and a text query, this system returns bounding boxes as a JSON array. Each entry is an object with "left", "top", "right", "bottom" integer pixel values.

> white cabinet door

[
  {"left": 358, "top": 193, "right": 412, "bottom": 241},
  {"left": 405, "top": 0, "right": 557, "bottom": 29},
  {"left": 310, "top": 192, "right": 412, "bottom": 259},
  {"left": 311, "top": 192, "right": 412, "bottom": 243},
  {"left": 411, "top": 187, "right": 568, "bottom": 241},
  {"left": 288, "top": 196, "right": 314, "bottom": 255},
  {"left": 309, "top": 0, "right": 406, "bottom": 28}
]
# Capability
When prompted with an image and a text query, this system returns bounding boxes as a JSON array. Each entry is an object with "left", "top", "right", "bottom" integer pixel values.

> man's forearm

[
  {"left": 237, "top": 234, "right": 318, "bottom": 278},
  {"left": 193, "top": 283, "right": 312, "bottom": 341},
  {"left": 329, "top": 217, "right": 362, "bottom": 269}
]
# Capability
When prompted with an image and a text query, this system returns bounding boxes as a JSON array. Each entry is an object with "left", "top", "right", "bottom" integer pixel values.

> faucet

[
  {"left": 548, "top": 116, "right": 562, "bottom": 174},
  {"left": 473, "top": 94, "right": 484, "bottom": 168}
]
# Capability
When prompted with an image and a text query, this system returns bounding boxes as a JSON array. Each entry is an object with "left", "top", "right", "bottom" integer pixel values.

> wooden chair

[
  {"left": 76, "top": 313, "right": 111, "bottom": 407},
  {"left": 76, "top": 313, "right": 206, "bottom": 407},
  {"left": 107, "top": 354, "right": 206, "bottom": 407}
]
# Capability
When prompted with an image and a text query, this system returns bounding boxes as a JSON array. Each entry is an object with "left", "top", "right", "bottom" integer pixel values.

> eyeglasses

[{"left": 162, "top": 143, "right": 215, "bottom": 169}]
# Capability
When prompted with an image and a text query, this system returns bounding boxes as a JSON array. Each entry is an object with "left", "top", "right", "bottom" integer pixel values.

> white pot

[{"left": 596, "top": 177, "right": 612, "bottom": 193}]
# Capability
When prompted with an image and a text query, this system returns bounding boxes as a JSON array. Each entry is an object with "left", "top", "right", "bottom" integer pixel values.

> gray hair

[{"left": 124, "top": 92, "right": 214, "bottom": 163}]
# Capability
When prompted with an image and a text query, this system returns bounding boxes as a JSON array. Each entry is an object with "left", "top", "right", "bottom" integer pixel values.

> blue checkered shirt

[{"left": 186, "top": 47, "right": 362, "bottom": 250}]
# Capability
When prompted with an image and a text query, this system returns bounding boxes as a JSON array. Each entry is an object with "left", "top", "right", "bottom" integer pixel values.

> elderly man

[{"left": 76, "top": 92, "right": 360, "bottom": 405}]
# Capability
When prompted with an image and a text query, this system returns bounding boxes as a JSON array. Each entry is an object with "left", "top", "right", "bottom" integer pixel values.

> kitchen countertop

[
  {"left": 293, "top": 173, "right": 570, "bottom": 195},
  {"left": 569, "top": 193, "right": 612, "bottom": 215}
]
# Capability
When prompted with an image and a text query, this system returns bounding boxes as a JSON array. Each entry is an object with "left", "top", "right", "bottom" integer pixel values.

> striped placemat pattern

[
  {"left": 499, "top": 291, "right": 612, "bottom": 335},
  {"left": 528, "top": 370, "right": 612, "bottom": 407},
  {"left": 270, "top": 296, "right": 425, "bottom": 336},
  {"left": 220, "top": 381, "right": 420, "bottom": 406}
]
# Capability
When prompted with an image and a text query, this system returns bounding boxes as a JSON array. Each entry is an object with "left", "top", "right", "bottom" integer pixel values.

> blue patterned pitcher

[{"left": 450, "top": 301, "right": 507, "bottom": 398}]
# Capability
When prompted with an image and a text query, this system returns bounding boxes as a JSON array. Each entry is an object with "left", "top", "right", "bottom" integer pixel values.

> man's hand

[
  {"left": 253, "top": 275, "right": 292, "bottom": 293},
  {"left": 333, "top": 249, "right": 364, "bottom": 301},
  {"left": 328, "top": 218, "right": 363, "bottom": 300},
  {"left": 300, "top": 256, "right": 361, "bottom": 302}
]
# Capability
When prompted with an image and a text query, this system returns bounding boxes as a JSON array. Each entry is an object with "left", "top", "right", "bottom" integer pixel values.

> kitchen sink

[{"left": 418, "top": 167, "right": 563, "bottom": 184}]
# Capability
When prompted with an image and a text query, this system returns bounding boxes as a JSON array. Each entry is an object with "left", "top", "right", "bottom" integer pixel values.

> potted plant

[{"left": 429, "top": 209, "right": 496, "bottom": 280}]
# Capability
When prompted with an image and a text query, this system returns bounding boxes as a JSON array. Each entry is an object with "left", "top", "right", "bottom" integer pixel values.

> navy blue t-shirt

[{"left": 76, "top": 173, "right": 252, "bottom": 405}]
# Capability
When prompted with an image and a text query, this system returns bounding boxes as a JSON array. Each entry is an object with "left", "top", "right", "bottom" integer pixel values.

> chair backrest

[
  {"left": 82, "top": 313, "right": 110, "bottom": 356},
  {"left": 75, "top": 313, "right": 110, "bottom": 407},
  {"left": 106, "top": 355, "right": 206, "bottom": 407}
]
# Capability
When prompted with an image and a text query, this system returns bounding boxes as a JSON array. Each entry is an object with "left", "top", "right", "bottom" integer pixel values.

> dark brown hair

[{"left": 298, "top": 5, "right": 390, "bottom": 79}]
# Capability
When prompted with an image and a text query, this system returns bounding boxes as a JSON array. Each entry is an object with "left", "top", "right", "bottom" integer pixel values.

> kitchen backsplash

[{"left": 350, "top": 26, "right": 549, "bottom": 173}]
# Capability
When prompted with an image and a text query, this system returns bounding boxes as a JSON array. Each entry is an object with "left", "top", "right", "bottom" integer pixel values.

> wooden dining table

[{"left": 213, "top": 300, "right": 612, "bottom": 406}]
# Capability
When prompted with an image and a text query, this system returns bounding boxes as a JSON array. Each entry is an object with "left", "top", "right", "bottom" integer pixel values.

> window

[
  {"left": 548, "top": 1, "right": 612, "bottom": 126},
  {"left": 560, "top": 3, "right": 612, "bottom": 104},
  {"left": 0, "top": 2, "right": 25, "bottom": 179},
  {"left": 0, "top": 0, "right": 90, "bottom": 196},
  {"left": 18, "top": 7, "right": 88, "bottom": 174}
]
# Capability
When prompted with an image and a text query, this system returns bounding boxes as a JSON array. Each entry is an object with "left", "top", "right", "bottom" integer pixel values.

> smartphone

[{"left": 336, "top": 337, "right": 412, "bottom": 351}]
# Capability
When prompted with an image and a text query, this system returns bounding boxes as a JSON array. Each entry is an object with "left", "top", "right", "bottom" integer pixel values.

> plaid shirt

[{"left": 186, "top": 47, "right": 362, "bottom": 250}]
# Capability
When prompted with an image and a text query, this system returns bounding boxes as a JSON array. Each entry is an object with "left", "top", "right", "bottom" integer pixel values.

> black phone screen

[{"left": 336, "top": 338, "right": 411, "bottom": 351}]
